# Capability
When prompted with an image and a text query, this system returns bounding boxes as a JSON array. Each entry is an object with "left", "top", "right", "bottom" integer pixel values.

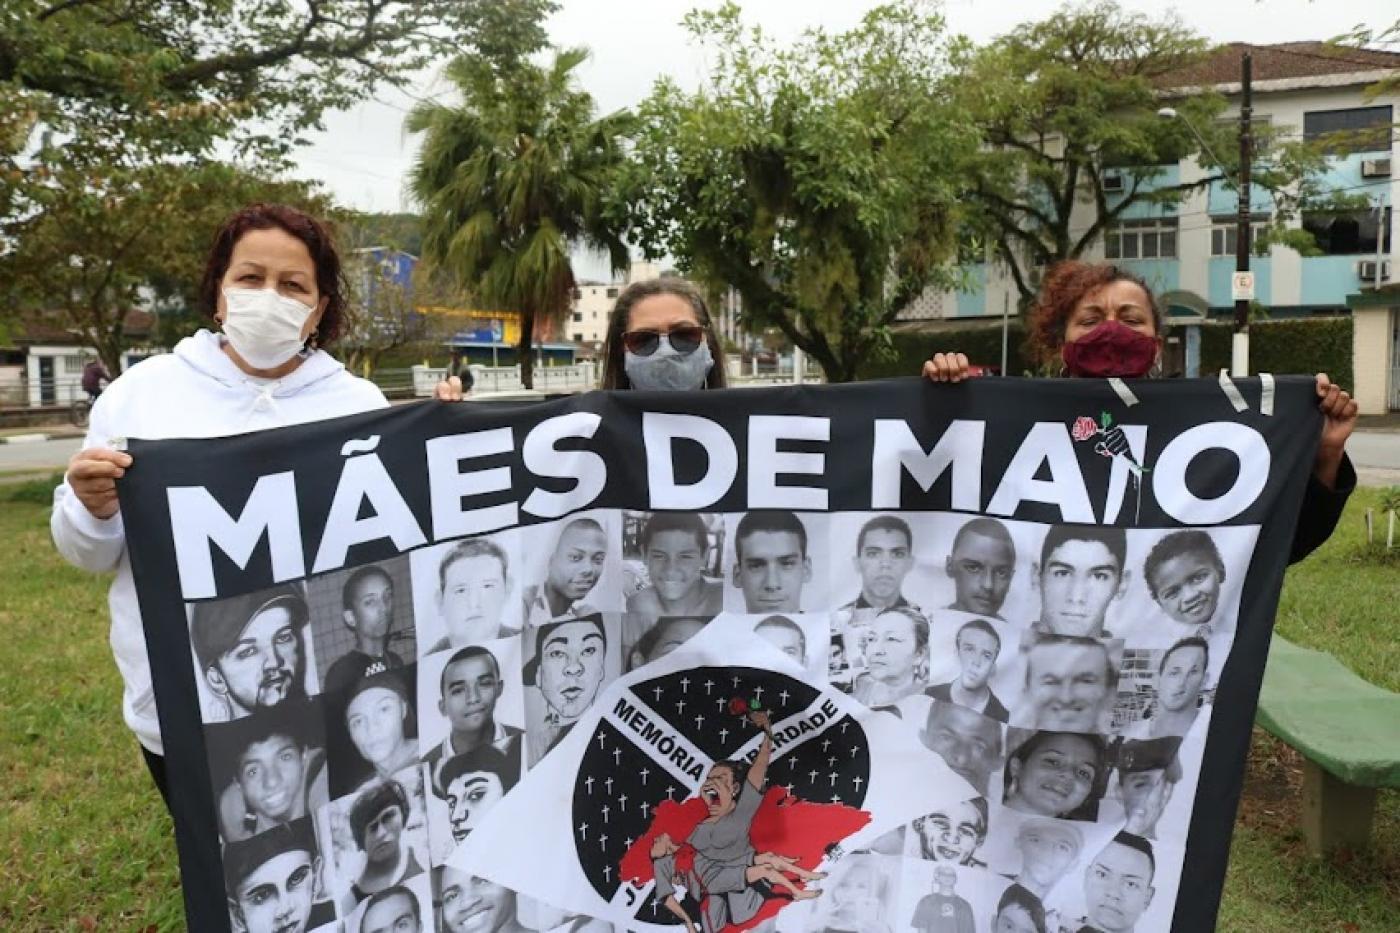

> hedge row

[
  {"left": 1198, "top": 317, "right": 1352, "bottom": 389},
  {"left": 862, "top": 316, "right": 1354, "bottom": 388}
]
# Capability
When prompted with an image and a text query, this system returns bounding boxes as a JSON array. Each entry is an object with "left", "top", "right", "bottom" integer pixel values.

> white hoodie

[{"left": 50, "top": 330, "right": 389, "bottom": 755}]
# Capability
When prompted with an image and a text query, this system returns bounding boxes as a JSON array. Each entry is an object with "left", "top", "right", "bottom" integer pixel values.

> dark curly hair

[
  {"left": 1028, "top": 261, "right": 1162, "bottom": 365},
  {"left": 198, "top": 203, "right": 347, "bottom": 346}
]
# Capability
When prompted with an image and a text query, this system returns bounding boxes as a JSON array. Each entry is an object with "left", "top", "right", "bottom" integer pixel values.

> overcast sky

[{"left": 295, "top": 0, "right": 1392, "bottom": 277}]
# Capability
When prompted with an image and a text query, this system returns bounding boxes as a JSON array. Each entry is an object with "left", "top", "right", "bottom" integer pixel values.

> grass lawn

[{"left": 0, "top": 480, "right": 1395, "bottom": 930}]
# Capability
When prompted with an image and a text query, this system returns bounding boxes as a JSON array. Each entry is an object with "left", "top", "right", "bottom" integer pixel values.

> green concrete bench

[{"left": 1255, "top": 635, "right": 1400, "bottom": 854}]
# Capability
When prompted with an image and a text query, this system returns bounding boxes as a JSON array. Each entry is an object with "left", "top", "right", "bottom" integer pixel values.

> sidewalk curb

[{"left": 0, "top": 433, "right": 54, "bottom": 445}]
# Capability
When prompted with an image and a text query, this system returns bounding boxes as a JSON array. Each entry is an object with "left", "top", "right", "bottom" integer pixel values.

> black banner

[{"left": 118, "top": 376, "right": 1318, "bottom": 933}]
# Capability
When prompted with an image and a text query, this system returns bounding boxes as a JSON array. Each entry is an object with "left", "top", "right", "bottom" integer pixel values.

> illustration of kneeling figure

[{"left": 650, "top": 709, "right": 824, "bottom": 933}]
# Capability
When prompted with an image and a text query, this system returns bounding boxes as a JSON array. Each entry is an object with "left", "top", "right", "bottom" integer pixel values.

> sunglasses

[{"left": 621, "top": 324, "right": 708, "bottom": 357}]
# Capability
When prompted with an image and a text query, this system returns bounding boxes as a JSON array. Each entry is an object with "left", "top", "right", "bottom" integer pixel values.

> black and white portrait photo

[
  {"left": 908, "top": 797, "right": 989, "bottom": 867},
  {"left": 724, "top": 510, "right": 829, "bottom": 614},
  {"left": 751, "top": 612, "right": 828, "bottom": 682},
  {"left": 522, "top": 613, "right": 620, "bottom": 766},
  {"left": 411, "top": 532, "right": 524, "bottom": 657},
  {"left": 221, "top": 817, "right": 338, "bottom": 933},
  {"left": 306, "top": 558, "right": 417, "bottom": 699},
  {"left": 428, "top": 741, "right": 522, "bottom": 862},
  {"left": 520, "top": 514, "right": 621, "bottom": 625},
  {"left": 924, "top": 618, "right": 1012, "bottom": 724},
  {"left": 801, "top": 853, "right": 900, "bottom": 933},
  {"left": 622, "top": 614, "right": 712, "bottom": 672},
  {"left": 1032, "top": 525, "right": 1130, "bottom": 638},
  {"left": 191, "top": 583, "right": 317, "bottom": 723},
  {"left": 830, "top": 513, "right": 929, "bottom": 618},
  {"left": 1014, "top": 634, "right": 1123, "bottom": 735},
  {"left": 327, "top": 666, "right": 421, "bottom": 798},
  {"left": 417, "top": 640, "right": 525, "bottom": 794},
  {"left": 622, "top": 511, "right": 725, "bottom": 620},
  {"left": 433, "top": 867, "right": 532, "bottom": 933},
  {"left": 1002, "top": 728, "right": 1110, "bottom": 822},
  {"left": 919, "top": 698, "right": 1006, "bottom": 798},
  {"left": 943, "top": 517, "right": 1018, "bottom": 620},
  {"left": 326, "top": 776, "right": 430, "bottom": 912},
  {"left": 998, "top": 815, "right": 1086, "bottom": 905},
  {"left": 850, "top": 607, "right": 932, "bottom": 715},
  {"left": 1124, "top": 637, "right": 1212, "bottom": 739},
  {"left": 347, "top": 873, "right": 432, "bottom": 933},
  {"left": 204, "top": 698, "right": 329, "bottom": 844}
]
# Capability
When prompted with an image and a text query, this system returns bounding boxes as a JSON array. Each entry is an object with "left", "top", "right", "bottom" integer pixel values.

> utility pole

[{"left": 1232, "top": 51, "right": 1253, "bottom": 378}]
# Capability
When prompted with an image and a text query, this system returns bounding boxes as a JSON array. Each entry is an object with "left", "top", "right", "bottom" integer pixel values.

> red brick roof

[{"left": 1156, "top": 42, "right": 1400, "bottom": 89}]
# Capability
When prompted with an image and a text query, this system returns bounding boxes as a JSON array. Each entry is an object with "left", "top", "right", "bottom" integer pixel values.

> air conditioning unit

[
  {"left": 1361, "top": 158, "right": 1392, "bottom": 178},
  {"left": 1102, "top": 172, "right": 1125, "bottom": 192},
  {"left": 1358, "top": 259, "right": 1391, "bottom": 281}
]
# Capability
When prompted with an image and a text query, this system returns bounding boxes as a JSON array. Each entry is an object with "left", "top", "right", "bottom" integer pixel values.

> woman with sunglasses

[
  {"left": 599, "top": 278, "right": 730, "bottom": 391},
  {"left": 434, "top": 278, "right": 727, "bottom": 397},
  {"left": 922, "top": 260, "right": 1357, "bottom": 564}
]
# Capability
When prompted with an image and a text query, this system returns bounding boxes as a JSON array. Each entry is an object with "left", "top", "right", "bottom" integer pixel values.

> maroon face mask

[{"left": 1061, "top": 319, "right": 1158, "bottom": 379}]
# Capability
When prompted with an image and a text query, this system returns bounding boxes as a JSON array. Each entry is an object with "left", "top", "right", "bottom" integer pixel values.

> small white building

[{"left": 3, "top": 311, "right": 159, "bottom": 408}]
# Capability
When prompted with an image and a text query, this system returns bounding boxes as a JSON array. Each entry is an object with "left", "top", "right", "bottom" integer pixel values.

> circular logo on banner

[{"left": 572, "top": 666, "right": 871, "bottom": 925}]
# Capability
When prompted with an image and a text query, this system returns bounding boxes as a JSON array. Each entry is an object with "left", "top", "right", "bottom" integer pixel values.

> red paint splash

[{"left": 619, "top": 787, "right": 871, "bottom": 933}]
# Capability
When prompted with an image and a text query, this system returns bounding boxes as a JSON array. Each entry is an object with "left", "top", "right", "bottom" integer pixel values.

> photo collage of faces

[{"left": 187, "top": 507, "right": 1254, "bottom": 933}]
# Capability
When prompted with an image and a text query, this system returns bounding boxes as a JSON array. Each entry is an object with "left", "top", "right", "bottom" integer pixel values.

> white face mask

[{"left": 221, "top": 286, "right": 316, "bottom": 370}]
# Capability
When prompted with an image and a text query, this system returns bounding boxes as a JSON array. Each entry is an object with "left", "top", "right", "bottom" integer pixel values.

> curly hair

[
  {"left": 198, "top": 202, "right": 347, "bottom": 346},
  {"left": 1027, "top": 261, "right": 1162, "bottom": 364}
]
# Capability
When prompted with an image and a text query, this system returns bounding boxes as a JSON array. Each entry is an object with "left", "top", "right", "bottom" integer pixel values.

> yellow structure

[{"left": 417, "top": 306, "right": 523, "bottom": 345}]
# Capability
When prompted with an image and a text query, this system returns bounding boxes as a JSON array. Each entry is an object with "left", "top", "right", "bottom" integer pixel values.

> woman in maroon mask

[{"left": 923, "top": 260, "right": 1358, "bottom": 562}]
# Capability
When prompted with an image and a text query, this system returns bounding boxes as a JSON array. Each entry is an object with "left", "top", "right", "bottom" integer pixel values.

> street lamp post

[{"left": 1159, "top": 50, "right": 1254, "bottom": 377}]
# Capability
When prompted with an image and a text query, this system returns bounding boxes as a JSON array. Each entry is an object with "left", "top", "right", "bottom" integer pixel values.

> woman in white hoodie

[{"left": 52, "top": 203, "right": 392, "bottom": 804}]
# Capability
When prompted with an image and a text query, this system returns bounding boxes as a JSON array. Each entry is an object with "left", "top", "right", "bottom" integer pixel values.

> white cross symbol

[
  {"left": 732, "top": 676, "right": 741, "bottom": 687},
  {"left": 828, "top": 772, "right": 839, "bottom": 787},
  {"left": 840, "top": 721, "right": 849, "bottom": 734},
  {"left": 613, "top": 747, "right": 622, "bottom": 765},
  {"left": 778, "top": 689, "right": 790, "bottom": 705},
  {"left": 718, "top": 727, "right": 729, "bottom": 743},
  {"left": 597, "top": 732, "right": 608, "bottom": 750},
  {"left": 675, "top": 700, "right": 686, "bottom": 715},
  {"left": 585, "top": 776, "right": 595, "bottom": 794},
  {"left": 653, "top": 686, "right": 664, "bottom": 701},
  {"left": 787, "top": 756, "right": 798, "bottom": 769},
  {"left": 680, "top": 677, "right": 690, "bottom": 692},
  {"left": 704, "top": 679, "right": 715, "bottom": 695},
  {"left": 784, "top": 783, "right": 795, "bottom": 795},
  {"left": 603, "top": 865, "right": 613, "bottom": 882},
  {"left": 852, "top": 776, "right": 864, "bottom": 793},
  {"left": 666, "top": 785, "right": 676, "bottom": 800},
  {"left": 639, "top": 767, "right": 651, "bottom": 786},
  {"left": 578, "top": 822, "right": 589, "bottom": 840},
  {"left": 828, "top": 756, "right": 837, "bottom": 767},
  {"left": 640, "top": 801, "right": 651, "bottom": 818},
  {"left": 619, "top": 794, "right": 629, "bottom": 811},
  {"left": 830, "top": 794, "right": 842, "bottom": 803},
  {"left": 753, "top": 686, "right": 764, "bottom": 702},
  {"left": 605, "top": 777, "right": 614, "bottom": 794},
  {"left": 808, "top": 769, "right": 819, "bottom": 782},
  {"left": 695, "top": 714, "right": 705, "bottom": 729},
  {"left": 716, "top": 698, "right": 727, "bottom": 711},
  {"left": 601, "top": 805, "right": 611, "bottom": 824},
  {"left": 851, "top": 745, "right": 860, "bottom": 758},
  {"left": 625, "top": 837, "right": 634, "bottom": 849},
  {"left": 600, "top": 834, "right": 609, "bottom": 850},
  {"left": 822, "top": 739, "right": 831, "bottom": 752}
]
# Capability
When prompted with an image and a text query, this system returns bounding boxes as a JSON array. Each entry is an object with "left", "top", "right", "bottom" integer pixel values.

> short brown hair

[
  {"left": 198, "top": 203, "right": 347, "bottom": 346},
  {"left": 599, "top": 277, "right": 728, "bottom": 390},
  {"left": 1027, "top": 261, "right": 1161, "bottom": 364}
]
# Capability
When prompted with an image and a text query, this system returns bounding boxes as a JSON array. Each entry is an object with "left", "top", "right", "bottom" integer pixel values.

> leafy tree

[
  {"left": 958, "top": 1, "right": 1371, "bottom": 305},
  {"left": 621, "top": 1, "right": 974, "bottom": 383},
  {"left": 0, "top": 160, "right": 326, "bottom": 373},
  {"left": 408, "top": 48, "right": 632, "bottom": 389}
]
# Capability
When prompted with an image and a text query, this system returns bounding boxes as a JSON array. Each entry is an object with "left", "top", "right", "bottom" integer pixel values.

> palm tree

[{"left": 408, "top": 48, "right": 632, "bottom": 388}]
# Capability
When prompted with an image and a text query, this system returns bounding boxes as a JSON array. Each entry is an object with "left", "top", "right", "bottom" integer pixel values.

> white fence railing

[{"left": 411, "top": 363, "right": 600, "bottom": 398}]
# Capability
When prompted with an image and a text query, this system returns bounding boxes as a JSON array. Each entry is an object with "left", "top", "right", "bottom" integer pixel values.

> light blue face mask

[{"left": 624, "top": 338, "right": 714, "bottom": 391}]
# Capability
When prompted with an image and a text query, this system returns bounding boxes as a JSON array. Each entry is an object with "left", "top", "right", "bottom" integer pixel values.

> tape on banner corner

[
  {"left": 1107, "top": 377, "right": 1140, "bottom": 407},
  {"left": 1259, "top": 373, "right": 1275, "bottom": 416},
  {"left": 1218, "top": 369, "right": 1249, "bottom": 413}
]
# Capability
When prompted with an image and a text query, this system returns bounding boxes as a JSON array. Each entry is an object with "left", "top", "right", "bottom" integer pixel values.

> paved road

[
  {"left": 4, "top": 428, "right": 1400, "bottom": 484},
  {"left": 0, "top": 437, "right": 82, "bottom": 476}
]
